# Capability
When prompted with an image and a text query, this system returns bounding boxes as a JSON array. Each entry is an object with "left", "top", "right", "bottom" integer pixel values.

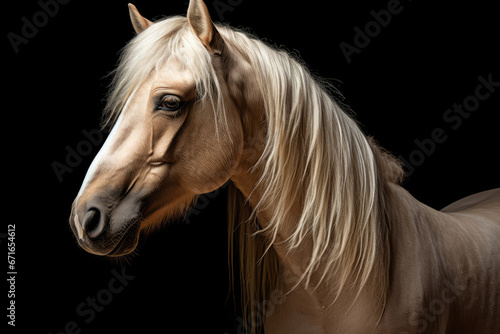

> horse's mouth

[{"left": 107, "top": 220, "right": 141, "bottom": 257}]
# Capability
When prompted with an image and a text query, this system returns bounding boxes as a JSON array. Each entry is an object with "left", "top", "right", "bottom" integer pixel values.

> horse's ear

[
  {"left": 128, "top": 3, "right": 152, "bottom": 34},
  {"left": 187, "top": 0, "right": 224, "bottom": 55}
]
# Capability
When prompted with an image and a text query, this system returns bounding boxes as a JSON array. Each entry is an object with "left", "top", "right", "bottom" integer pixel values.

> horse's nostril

[{"left": 82, "top": 208, "right": 104, "bottom": 239}]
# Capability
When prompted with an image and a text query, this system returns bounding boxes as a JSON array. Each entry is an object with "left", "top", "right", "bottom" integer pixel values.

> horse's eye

[{"left": 157, "top": 95, "right": 184, "bottom": 113}]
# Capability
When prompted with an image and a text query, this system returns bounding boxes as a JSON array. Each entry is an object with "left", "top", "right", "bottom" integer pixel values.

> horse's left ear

[
  {"left": 128, "top": 3, "right": 152, "bottom": 34},
  {"left": 187, "top": 0, "right": 224, "bottom": 55}
]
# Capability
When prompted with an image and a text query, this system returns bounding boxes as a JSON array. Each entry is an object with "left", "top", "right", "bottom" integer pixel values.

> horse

[{"left": 69, "top": 1, "right": 500, "bottom": 333}]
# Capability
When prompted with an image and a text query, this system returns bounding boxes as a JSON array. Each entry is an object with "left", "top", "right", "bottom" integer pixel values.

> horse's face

[{"left": 69, "top": 2, "right": 247, "bottom": 256}]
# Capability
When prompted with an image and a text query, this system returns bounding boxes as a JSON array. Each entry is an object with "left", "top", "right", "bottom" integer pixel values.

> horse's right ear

[{"left": 128, "top": 3, "right": 152, "bottom": 34}]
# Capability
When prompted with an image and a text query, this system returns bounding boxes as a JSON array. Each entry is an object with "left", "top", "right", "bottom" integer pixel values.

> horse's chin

[
  {"left": 75, "top": 218, "right": 142, "bottom": 257},
  {"left": 106, "top": 220, "right": 142, "bottom": 257}
]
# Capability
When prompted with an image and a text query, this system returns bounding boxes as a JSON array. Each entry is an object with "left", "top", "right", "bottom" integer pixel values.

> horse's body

[{"left": 69, "top": 1, "right": 500, "bottom": 333}]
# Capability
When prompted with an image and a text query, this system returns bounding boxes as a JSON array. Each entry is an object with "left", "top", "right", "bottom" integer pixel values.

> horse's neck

[{"left": 231, "top": 154, "right": 386, "bottom": 332}]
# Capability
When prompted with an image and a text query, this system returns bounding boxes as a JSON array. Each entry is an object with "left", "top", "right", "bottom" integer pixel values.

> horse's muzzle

[{"left": 69, "top": 193, "right": 142, "bottom": 257}]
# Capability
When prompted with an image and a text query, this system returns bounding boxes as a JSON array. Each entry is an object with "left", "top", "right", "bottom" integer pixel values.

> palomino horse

[{"left": 70, "top": 1, "right": 500, "bottom": 333}]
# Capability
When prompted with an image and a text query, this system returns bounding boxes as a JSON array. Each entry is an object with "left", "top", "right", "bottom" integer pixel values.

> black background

[{"left": 4, "top": 0, "right": 499, "bottom": 333}]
